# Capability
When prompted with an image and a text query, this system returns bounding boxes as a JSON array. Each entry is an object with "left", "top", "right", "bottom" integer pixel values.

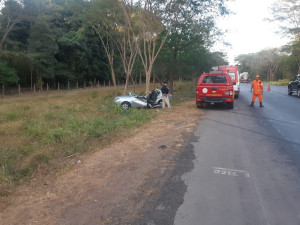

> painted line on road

[{"left": 213, "top": 167, "right": 250, "bottom": 178}]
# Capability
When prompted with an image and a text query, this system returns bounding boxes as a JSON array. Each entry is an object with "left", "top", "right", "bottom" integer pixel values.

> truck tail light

[
  {"left": 225, "top": 91, "right": 233, "bottom": 95},
  {"left": 224, "top": 91, "right": 233, "bottom": 95}
]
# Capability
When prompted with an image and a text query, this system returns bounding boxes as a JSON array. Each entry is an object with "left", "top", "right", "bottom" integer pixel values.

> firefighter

[{"left": 250, "top": 75, "right": 264, "bottom": 107}]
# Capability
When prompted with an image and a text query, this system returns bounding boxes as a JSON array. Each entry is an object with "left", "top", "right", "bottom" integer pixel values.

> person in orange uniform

[{"left": 250, "top": 75, "right": 264, "bottom": 107}]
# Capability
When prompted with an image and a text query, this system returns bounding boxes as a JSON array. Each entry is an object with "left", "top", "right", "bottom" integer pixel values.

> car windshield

[{"left": 203, "top": 76, "right": 227, "bottom": 83}]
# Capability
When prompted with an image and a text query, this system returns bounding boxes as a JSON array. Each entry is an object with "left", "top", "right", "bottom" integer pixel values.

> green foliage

[
  {"left": 27, "top": 17, "right": 58, "bottom": 80},
  {"left": 236, "top": 47, "right": 299, "bottom": 81},
  {"left": 0, "top": 0, "right": 229, "bottom": 89},
  {"left": 25, "top": 121, "right": 47, "bottom": 139},
  {"left": 268, "top": 79, "right": 290, "bottom": 85},
  {"left": 275, "top": 54, "right": 298, "bottom": 80},
  {"left": 0, "top": 60, "right": 19, "bottom": 85},
  {"left": 4, "top": 113, "right": 19, "bottom": 121},
  {"left": 0, "top": 0, "right": 24, "bottom": 52}
]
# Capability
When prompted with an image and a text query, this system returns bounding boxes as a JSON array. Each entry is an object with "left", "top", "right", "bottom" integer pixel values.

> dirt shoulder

[{"left": 0, "top": 100, "right": 204, "bottom": 225}]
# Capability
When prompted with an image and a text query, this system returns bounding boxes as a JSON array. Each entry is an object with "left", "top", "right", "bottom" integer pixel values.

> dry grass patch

[{"left": 0, "top": 82, "right": 195, "bottom": 197}]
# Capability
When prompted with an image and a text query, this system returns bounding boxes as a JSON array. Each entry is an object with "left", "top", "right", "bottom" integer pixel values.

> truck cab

[{"left": 219, "top": 66, "right": 240, "bottom": 98}]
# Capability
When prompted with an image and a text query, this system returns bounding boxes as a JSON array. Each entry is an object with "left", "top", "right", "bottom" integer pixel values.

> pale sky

[{"left": 213, "top": 0, "right": 290, "bottom": 65}]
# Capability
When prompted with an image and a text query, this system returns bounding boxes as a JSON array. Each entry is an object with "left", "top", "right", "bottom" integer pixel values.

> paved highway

[
  {"left": 136, "top": 84, "right": 300, "bottom": 225},
  {"left": 174, "top": 84, "right": 300, "bottom": 225}
]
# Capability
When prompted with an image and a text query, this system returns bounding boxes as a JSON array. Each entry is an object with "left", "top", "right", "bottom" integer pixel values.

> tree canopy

[{"left": 0, "top": 0, "right": 230, "bottom": 90}]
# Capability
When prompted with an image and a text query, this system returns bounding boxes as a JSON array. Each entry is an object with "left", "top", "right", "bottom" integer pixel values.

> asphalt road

[{"left": 135, "top": 83, "right": 300, "bottom": 225}]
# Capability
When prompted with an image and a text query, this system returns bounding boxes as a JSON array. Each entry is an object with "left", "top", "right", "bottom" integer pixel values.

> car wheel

[
  {"left": 121, "top": 102, "right": 131, "bottom": 110},
  {"left": 196, "top": 102, "right": 203, "bottom": 108},
  {"left": 227, "top": 102, "right": 234, "bottom": 109},
  {"left": 297, "top": 89, "right": 300, "bottom": 98},
  {"left": 288, "top": 87, "right": 292, "bottom": 95}
]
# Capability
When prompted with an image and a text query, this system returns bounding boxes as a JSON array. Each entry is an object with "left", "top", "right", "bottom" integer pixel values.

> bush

[{"left": 0, "top": 61, "right": 19, "bottom": 85}]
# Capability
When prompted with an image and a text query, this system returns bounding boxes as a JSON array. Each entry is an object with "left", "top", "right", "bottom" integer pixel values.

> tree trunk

[
  {"left": 110, "top": 50, "right": 117, "bottom": 90},
  {"left": 124, "top": 73, "right": 130, "bottom": 95},
  {"left": 111, "top": 68, "right": 117, "bottom": 91},
  {"left": 297, "top": 57, "right": 300, "bottom": 73},
  {"left": 145, "top": 69, "right": 152, "bottom": 95},
  {"left": 0, "top": 17, "right": 20, "bottom": 54},
  {"left": 153, "top": 73, "right": 156, "bottom": 89},
  {"left": 170, "top": 48, "right": 178, "bottom": 93},
  {"left": 139, "top": 73, "right": 142, "bottom": 86},
  {"left": 93, "top": 26, "right": 117, "bottom": 91},
  {"left": 30, "top": 68, "right": 33, "bottom": 91}
]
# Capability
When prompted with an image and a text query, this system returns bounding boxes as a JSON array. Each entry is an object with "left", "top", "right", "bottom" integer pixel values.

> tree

[
  {"left": 90, "top": 0, "right": 139, "bottom": 94},
  {"left": 276, "top": 54, "right": 298, "bottom": 80},
  {"left": 27, "top": 17, "right": 58, "bottom": 89},
  {"left": 261, "top": 49, "right": 280, "bottom": 81},
  {"left": 0, "top": 0, "right": 24, "bottom": 53},
  {"left": 236, "top": 49, "right": 281, "bottom": 81},
  {"left": 121, "top": 0, "right": 229, "bottom": 94},
  {"left": 270, "top": 0, "right": 300, "bottom": 72},
  {"left": 155, "top": 27, "right": 222, "bottom": 86},
  {"left": 270, "top": 0, "right": 300, "bottom": 40},
  {"left": 290, "top": 39, "right": 300, "bottom": 72},
  {"left": 206, "top": 51, "right": 228, "bottom": 68},
  {"left": 160, "top": 0, "right": 229, "bottom": 91},
  {"left": 89, "top": 0, "right": 125, "bottom": 91},
  {"left": 0, "top": 60, "right": 19, "bottom": 85},
  {"left": 161, "top": 23, "right": 206, "bottom": 91},
  {"left": 120, "top": 0, "right": 176, "bottom": 94}
]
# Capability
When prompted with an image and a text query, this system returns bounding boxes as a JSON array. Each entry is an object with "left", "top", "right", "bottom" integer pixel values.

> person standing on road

[
  {"left": 250, "top": 75, "right": 264, "bottom": 107},
  {"left": 161, "top": 81, "right": 171, "bottom": 108}
]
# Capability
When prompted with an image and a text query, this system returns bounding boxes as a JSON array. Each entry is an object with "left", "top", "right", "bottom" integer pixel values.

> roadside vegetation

[
  {"left": 0, "top": 0, "right": 228, "bottom": 96},
  {"left": 266, "top": 79, "right": 290, "bottom": 86},
  {"left": 0, "top": 81, "right": 195, "bottom": 197}
]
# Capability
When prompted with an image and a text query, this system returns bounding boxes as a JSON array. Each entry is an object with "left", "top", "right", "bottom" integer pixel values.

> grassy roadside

[
  {"left": 0, "top": 81, "right": 195, "bottom": 196},
  {"left": 265, "top": 79, "right": 289, "bottom": 86}
]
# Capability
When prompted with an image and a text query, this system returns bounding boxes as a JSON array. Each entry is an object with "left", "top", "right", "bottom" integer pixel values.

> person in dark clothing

[
  {"left": 161, "top": 81, "right": 171, "bottom": 108},
  {"left": 147, "top": 89, "right": 158, "bottom": 108}
]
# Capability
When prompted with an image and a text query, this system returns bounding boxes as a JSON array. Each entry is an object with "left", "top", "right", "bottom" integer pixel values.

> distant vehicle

[
  {"left": 240, "top": 72, "right": 249, "bottom": 83},
  {"left": 113, "top": 89, "right": 163, "bottom": 110},
  {"left": 288, "top": 74, "right": 300, "bottom": 97},
  {"left": 196, "top": 69, "right": 234, "bottom": 109},
  {"left": 219, "top": 65, "right": 240, "bottom": 98}
]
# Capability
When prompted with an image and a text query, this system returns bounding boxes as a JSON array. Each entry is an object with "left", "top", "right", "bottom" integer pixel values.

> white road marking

[{"left": 213, "top": 167, "right": 250, "bottom": 177}]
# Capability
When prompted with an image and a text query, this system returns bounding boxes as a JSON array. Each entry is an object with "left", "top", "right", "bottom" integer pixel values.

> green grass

[
  {"left": 266, "top": 79, "right": 290, "bottom": 86},
  {"left": 0, "top": 81, "right": 195, "bottom": 196}
]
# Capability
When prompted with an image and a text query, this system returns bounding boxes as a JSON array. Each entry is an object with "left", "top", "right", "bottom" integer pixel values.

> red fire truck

[{"left": 219, "top": 66, "right": 240, "bottom": 98}]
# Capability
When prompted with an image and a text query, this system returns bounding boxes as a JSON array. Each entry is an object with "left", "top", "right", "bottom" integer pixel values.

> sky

[{"left": 213, "top": 0, "right": 290, "bottom": 65}]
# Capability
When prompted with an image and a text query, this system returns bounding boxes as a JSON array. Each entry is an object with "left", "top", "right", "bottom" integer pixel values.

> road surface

[{"left": 136, "top": 84, "right": 300, "bottom": 225}]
